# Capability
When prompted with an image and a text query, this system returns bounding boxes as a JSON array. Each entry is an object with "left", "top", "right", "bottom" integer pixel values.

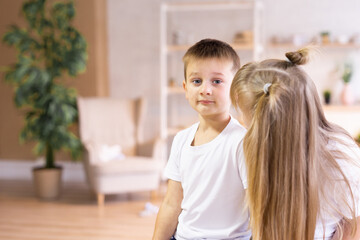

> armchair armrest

[
  {"left": 136, "top": 140, "right": 155, "bottom": 157},
  {"left": 81, "top": 141, "right": 100, "bottom": 165}
]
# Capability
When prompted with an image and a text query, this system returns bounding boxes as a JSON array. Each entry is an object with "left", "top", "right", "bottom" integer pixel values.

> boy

[{"left": 152, "top": 39, "right": 250, "bottom": 240}]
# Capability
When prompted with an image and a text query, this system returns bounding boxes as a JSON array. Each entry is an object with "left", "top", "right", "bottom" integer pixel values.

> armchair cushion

[
  {"left": 97, "top": 144, "right": 125, "bottom": 162},
  {"left": 91, "top": 156, "right": 162, "bottom": 175}
]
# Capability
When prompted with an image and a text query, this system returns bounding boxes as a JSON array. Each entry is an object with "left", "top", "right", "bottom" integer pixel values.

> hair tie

[{"left": 263, "top": 83, "right": 272, "bottom": 95}]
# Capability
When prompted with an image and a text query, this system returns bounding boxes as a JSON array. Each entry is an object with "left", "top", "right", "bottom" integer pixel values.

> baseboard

[{"left": 0, "top": 159, "right": 86, "bottom": 182}]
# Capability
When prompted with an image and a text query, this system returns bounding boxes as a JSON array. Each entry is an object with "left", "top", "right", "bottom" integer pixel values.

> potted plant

[
  {"left": 320, "top": 31, "right": 331, "bottom": 44},
  {"left": 2, "top": 0, "right": 87, "bottom": 200},
  {"left": 323, "top": 90, "right": 331, "bottom": 105},
  {"left": 340, "top": 62, "right": 354, "bottom": 105},
  {"left": 342, "top": 62, "right": 352, "bottom": 83}
]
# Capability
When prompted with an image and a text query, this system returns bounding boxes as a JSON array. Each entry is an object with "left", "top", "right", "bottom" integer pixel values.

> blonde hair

[
  {"left": 230, "top": 48, "right": 359, "bottom": 240},
  {"left": 182, "top": 38, "right": 240, "bottom": 80}
]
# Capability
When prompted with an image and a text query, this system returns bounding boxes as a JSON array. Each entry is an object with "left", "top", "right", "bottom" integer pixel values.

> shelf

[
  {"left": 267, "top": 43, "right": 360, "bottom": 50},
  {"left": 163, "top": 1, "right": 255, "bottom": 12},
  {"left": 167, "top": 42, "right": 254, "bottom": 52}
]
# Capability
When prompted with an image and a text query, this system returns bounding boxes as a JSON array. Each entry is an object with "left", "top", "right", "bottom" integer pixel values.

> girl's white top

[{"left": 314, "top": 135, "right": 360, "bottom": 239}]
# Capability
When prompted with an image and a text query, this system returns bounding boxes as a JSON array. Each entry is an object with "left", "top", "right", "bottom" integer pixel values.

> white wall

[
  {"left": 108, "top": 0, "right": 162, "bottom": 141},
  {"left": 107, "top": 0, "right": 360, "bottom": 139},
  {"left": 263, "top": 0, "right": 360, "bottom": 39}
]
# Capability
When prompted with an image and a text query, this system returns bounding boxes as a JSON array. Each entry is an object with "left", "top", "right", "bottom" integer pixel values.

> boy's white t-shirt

[
  {"left": 314, "top": 136, "right": 360, "bottom": 239},
  {"left": 164, "top": 117, "right": 250, "bottom": 240}
]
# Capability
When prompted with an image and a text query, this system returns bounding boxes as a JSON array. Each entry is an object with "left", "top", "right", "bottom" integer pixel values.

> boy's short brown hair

[{"left": 182, "top": 38, "right": 240, "bottom": 80}]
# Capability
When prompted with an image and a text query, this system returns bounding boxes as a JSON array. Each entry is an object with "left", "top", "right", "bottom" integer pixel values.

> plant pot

[
  {"left": 33, "top": 167, "right": 62, "bottom": 200},
  {"left": 324, "top": 94, "right": 331, "bottom": 104},
  {"left": 340, "top": 83, "right": 355, "bottom": 105},
  {"left": 324, "top": 96, "right": 331, "bottom": 104}
]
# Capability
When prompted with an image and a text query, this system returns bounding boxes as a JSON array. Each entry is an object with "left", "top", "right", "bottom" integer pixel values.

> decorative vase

[
  {"left": 324, "top": 92, "right": 331, "bottom": 105},
  {"left": 33, "top": 167, "right": 63, "bottom": 200},
  {"left": 324, "top": 96, "right": 331, "bottom": 104},
  {"left": 340, "top": 83, "right": 355, "bottom": 105}
]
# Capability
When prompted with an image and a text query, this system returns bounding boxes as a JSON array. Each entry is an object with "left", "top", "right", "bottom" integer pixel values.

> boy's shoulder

[
  {"left": 224, "top": 116, "right": 247, "bottom": 140},
  {"left": 228, "top": 116, "right": 246, "bottom": 131}
]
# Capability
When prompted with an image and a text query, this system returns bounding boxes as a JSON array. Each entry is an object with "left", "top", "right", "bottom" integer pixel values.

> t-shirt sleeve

[
  {"left": 237, "top": 140, "right": 248, "bottom": 189},
  {"left": 164, "top": 134, "right": 182, "bottom": 182}
]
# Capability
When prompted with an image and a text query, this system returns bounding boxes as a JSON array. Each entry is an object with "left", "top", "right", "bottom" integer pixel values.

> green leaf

[
  {"left": 2, "top": 26, "right": 24, "bottom": 45},
  {"left": 22, "top": 0, "right": 46, "bottom": 32},
  {"left": 61, "top": 104, "right": 77, "bottom": 124},
  {"left": 2, "top": 26, "right": 41, "bottom": 55},
  {"left": 15, "top": 66, "right": 30, "bottom": 82},
  {"left": 52, "top": 2, "right": 75, "bottom": 30},
  {"left": 14, "top": 86, "right": 27, "bottom": 107},
  {"left": 34, "top": 141, "right": 45, "bottom": 155},
  {"left": 25, "top": 110, "right": 38, "bottom": 121}
]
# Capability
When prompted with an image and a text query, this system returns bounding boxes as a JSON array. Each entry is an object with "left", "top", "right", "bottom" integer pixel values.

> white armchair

[{"left": 77, "top": 97, "right": 165, "bottom": 206}]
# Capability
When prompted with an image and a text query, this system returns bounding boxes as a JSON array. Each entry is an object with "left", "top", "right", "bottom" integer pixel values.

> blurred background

[
  {"left": 1, "top": 0, "right": 360, "bottom": 161},
  {"left": 0, "top": 0, "right": 360, "bottom": 239}
]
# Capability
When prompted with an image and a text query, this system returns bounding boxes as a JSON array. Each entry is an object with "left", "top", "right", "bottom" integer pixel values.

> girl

[{"left": 230, "top": 48, "right": 360, "bottom": 240}]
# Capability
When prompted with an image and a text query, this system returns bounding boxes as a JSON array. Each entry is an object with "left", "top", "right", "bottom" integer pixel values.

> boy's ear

[
  {"left": 183, "top": 80, "right": 188, "bottom": 99},
  {"left": 183, "top": 80, "right": 187, "bottom": 91}
]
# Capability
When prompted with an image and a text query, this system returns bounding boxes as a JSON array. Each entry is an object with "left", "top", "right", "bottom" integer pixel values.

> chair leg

[{"left": 97, "top": 193, "right": 105, "bottom": 207}]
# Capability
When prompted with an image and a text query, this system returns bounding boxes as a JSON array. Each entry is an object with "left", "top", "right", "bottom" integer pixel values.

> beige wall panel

[{"left": 0, "top": 0, "right": 108, "bottom": 160}]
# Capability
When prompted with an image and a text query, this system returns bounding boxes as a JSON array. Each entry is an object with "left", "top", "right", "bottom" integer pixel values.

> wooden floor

[{"left": 0, "top": 179, "right": 166, "bottom": 240}]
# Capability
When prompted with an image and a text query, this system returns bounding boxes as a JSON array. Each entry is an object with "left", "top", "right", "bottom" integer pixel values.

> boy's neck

[
  {"left": 198, "top": 113, "right": 231, "bottom": 131},
  {"left": 191, "top": 114, "right": 231, "bottom": 146}
]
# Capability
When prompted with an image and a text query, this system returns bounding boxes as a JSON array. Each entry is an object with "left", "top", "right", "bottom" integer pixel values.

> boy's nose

[{"left": 200, "top": 82, "right": 212, "bottom": 95}]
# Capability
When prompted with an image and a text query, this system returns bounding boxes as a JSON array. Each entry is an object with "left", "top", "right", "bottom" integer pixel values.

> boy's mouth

[{"left": 198, "top": 100, "right": 215, "bottom": 104}]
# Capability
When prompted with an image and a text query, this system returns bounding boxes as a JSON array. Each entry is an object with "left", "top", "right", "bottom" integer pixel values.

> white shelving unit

[{"left": 159, "top": 1, "right": 264, "bottom": 157}]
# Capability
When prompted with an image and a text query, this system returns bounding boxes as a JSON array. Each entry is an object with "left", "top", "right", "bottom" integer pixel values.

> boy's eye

[
  {"left": 213, "top": 79, "right": 222, "bottom": 84},
  {"left": 192, "top": 79, "right": 201, "bottom": 84}
]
